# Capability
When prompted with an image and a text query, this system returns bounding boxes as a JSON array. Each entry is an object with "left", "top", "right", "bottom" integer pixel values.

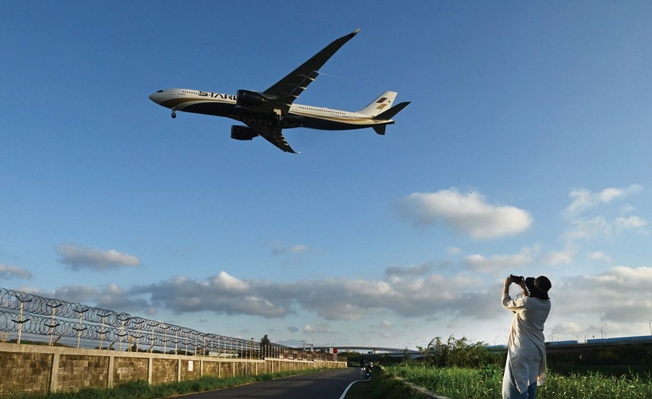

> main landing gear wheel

[{"left": 273, "top": 109, "right": 284, "bottom": 125}]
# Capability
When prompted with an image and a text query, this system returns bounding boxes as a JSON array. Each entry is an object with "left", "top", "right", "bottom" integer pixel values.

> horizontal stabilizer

[
  {"left": 373, "top": 125, "right": 387, "bottom": 135},
  {"left": 373, "top": 101, "right": 410, "bottom": 121}
]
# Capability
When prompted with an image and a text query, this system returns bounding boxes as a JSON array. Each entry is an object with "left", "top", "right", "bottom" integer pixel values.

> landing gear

[
  {"left": 273, "top": 108, "right": 283, "bottom": 125},
  {"left": 171, "top": 108, "right": 177, "bottom": 119}
]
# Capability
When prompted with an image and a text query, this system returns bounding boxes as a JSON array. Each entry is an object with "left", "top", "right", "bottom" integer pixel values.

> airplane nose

[{"left": 149, "top": 90, "right": 166, "bottom": 104}]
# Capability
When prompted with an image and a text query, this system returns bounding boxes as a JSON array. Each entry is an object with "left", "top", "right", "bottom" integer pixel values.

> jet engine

[
  {"left": 236, "top": 90, "right": 265, "bottom": 107},
  {"left": 231, "top": 125, "right": 258, "bottom": 141}
]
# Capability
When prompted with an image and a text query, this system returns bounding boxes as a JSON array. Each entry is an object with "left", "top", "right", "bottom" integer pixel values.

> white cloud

[
  {"left": 271, "top": 241, "right": 311, "bottom": 256},
  {"left": 544, "top": 246, "right": 576, "bottom": 265},
  {"left": 34, "top": 262, "right": 652, "bottom": 341},
  {"left": 551, "top": 322, "right": 583, "bottom": 335},
  {"left": 555, "top": 266, "right": 652, "bottom": 323},
  {"left": 563, "top": 216, "right": 612, "bottom": 242},
  {"left": 396, "top": 188, "right": 533, "bottom": 239},
  {"left": 289, "top": 245, "right": 309, "bottom": 253},
  {"left": 57, "top": 243, "right": 141, "bottom": 271},
  {"left": 566, "top": 184, "right": 642, "bottom": 215},
  {"left": 50, "top": 284, "right": 99, "bottom": 303},
  {"left": 384, "top": 262, "right": 434, "bottom": 277},
  {"left": 132, "top": 273, "right": 290, "bottom": 318},
  {"left": 566, "top": 189, "right": 592, "bottom": 214},
  {"left": 129, "top": 269, "right": 493, "bottom": 322},
  {"left": 563, "top": 214, "right": 647, "bottom": 243},
  {"left": 308, "top": 320, "right": 335, "bottom": 334},
  {"left": 615, "top": 216, "right": 647, "bottom": 232},
  {"left": 587, "top": 252, "right": 613, "bottom": 262},
  {"left": 209, "top": 271, "right": 249, "bottom": 292},
  {"left": 621, "top": 205, "right": 636, "bottom": 213},
  {"left": 462, "top": 246, "right": 538, "bottom": 272},
  {"left": 447, "top": 247, "right": 462, "bottom": 256},
  {"left": 0, "top": 264, "right": 33, "bottom": 279},
  {"left": 41, "top": 283, "right": 151, "bottom": 313},
  {"left": 379, "top": 320, "right": 394, "bottom": 329},
  {"left": 562, "top": 185, "right": 646, "bottom": 245}
]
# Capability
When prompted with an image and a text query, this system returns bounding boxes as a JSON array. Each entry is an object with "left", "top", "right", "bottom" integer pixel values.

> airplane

[{"left": 148, "top": 29, "right": 409, "bottom": 153}]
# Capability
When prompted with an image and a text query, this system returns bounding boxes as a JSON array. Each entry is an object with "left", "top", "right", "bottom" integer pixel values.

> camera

[{"left": 509, "top": 274, "right": 524, "bottom": 284}]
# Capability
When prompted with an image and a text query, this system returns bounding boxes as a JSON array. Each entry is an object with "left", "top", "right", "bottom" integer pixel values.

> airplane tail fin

[
  {"left": 372, "top": 101, "right": 411, "bottom": 135},
  {"left": 358, "top": 91, "right": 398, "bottom": 116}
]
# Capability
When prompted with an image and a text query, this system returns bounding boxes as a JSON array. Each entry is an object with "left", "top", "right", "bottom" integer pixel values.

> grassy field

[{"left": 386, "top": 364, "right": 652, "bottom": 399}]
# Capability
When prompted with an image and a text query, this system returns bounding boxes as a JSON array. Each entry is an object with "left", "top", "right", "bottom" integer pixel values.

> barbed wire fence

[{"left": 0, "top": 287, "right": 307, "bottom": 360}]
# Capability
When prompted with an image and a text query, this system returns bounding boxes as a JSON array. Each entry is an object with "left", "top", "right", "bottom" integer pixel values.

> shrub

[{"left": 418, "top": 335, "right": 501, "bottom": 368}]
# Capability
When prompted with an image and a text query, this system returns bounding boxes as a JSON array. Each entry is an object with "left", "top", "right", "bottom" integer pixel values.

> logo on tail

[
  {"left": 375, "top": 97, "right": 390, "bottom": 111},
  {"left": 359, "top": 91, "right": 398, "bottom": 115}
]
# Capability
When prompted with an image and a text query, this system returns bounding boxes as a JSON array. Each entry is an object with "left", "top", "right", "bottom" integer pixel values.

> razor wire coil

[{"left": 0, "top": 287, "right": 294, "bottom": 356}]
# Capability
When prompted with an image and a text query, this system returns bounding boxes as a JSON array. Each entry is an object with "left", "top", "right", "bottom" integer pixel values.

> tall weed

[{"left": 387, "top": 364, "right": 652, "bottom": 399}]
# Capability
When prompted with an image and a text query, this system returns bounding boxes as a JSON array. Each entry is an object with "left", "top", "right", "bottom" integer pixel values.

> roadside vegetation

[
  {"left": 344, "top": 370, "right": 427, "bottom": 399},
  {"left": 387, "top": 364, "right": 652, "bottom": 399},
  {"left": 346, "top": 335, "right": 652, "bottom": 399},
  {"left": 7, "top": 368, "right": 334, "bottom": 399}
]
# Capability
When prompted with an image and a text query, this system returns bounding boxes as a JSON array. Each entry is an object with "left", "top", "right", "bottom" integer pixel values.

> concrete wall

[
  {"left": 0, "top": 343, "right": 345, "bottom": 397},
  {"left": 0, "top": 350, "right": 52, "bottom": 396}
]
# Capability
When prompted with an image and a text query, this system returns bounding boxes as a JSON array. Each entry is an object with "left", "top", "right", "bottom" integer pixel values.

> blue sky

[{"left": 1, "top": 1, "right": 651, "bottom": 349}]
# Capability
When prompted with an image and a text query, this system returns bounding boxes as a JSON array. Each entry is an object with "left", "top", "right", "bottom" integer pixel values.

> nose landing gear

[
  {"left": 273, "top": 108, "right": 284, "bottom": 125},
  {"left": 171, "top": 108, "right": 177, "bottom": 119}
]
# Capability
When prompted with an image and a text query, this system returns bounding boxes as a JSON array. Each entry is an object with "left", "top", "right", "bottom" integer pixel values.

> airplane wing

[
  {"left": 262, "top": 29, "right": 360, "bottom": 114},
  {"left": 245, "top": 123, "right": 297, "bottom": 154}
]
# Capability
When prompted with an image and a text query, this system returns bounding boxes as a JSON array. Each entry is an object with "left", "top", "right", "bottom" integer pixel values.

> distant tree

[{"left": 260, "top": 334, "right": 272, "bottom": 358}]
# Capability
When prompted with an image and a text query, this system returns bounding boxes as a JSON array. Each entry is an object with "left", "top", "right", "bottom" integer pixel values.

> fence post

[
  {"left": 15, "top": 296, "right": 32, "bottom": 344},
  {"left": 73, "top": 307, "right": 88, "bottom": 349},
  {"left": 46, "top": 303, "right": 62, "bottom": 346},
  {"left": 107, "top": 354, "right": 115, "bottom": 388},
  {"left": 148, "top": 357, "right": 154, "bottom": 384},
  {"left": 117, "top": 320, "right": 127, "bottom": 351},
  {"left": 49, "top": 352, "right": 60, "bottom": 393},
  {"left": 161, "top": 324, "right": 169, "bottom": 353},
  {"left": 98, "top": 313, "right": 111, "bottom": 350}
]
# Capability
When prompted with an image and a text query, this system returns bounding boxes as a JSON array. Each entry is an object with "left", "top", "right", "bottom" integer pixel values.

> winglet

[{"left": 345, "top": 29, "right": 361, "bottom": 42}]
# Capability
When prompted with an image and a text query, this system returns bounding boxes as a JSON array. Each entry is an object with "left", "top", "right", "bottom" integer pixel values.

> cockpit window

[{"left": 157, "top": 90, "right": 164, "bottom": 93}]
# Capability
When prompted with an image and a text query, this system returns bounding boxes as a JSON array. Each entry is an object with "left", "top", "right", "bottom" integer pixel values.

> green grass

[
  {"left": 388, "top": 364, "right": 501, "bottom": 399},
  {"left": 344, "top": 370, "right": 427, "bottom": 399},
  {"left": 7, "top": 368, "right": 335, "bottom": 399},
  {"left": 387, "top": 364, "right": 652, "bottom": 399}
]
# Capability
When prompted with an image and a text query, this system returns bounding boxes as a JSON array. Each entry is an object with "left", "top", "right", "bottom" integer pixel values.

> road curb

[
  {"left": 394, "top": 377, "right": 452, "bottom": 399},
  {"left": 339, "top": 379, "right": 370, "bottom": 399}
]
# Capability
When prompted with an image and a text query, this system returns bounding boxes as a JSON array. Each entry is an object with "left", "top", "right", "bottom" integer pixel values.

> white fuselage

[{"left": 149, "top": 88, "right": 393, "bottom": 131}]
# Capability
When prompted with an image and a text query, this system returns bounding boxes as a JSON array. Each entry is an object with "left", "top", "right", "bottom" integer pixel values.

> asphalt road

[{"left": 178, "top": 368, "right": 361, "bottom": 399}]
